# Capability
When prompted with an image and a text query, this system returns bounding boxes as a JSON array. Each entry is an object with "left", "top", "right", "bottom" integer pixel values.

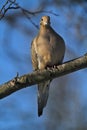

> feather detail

[{"left": 38, "top": 80, "right": 51, "bottom": 116}]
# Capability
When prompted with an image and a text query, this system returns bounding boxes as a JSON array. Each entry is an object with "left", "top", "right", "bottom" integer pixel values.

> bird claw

[
  {"left": 46, "top": 65, "right": 57, "bottom": 70},
  {"left": 52, "top": 65, "right": 57, "bottom": 69},
  {"left": 46, "top": 67, "right": 51, "bottom": 70}
]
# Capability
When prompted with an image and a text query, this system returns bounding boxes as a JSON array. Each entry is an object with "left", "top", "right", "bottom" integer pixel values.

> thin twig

[
  {"left": 0, "top": 0, "right": 19, "bottom": 20},
  {"left": 0, "top": 0, "right": 59, "bottom": 28}
]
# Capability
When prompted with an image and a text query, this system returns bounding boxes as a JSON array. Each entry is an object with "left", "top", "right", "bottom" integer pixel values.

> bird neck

[{"left": 39, "top": 25, "right": 50, "bottom": 35}]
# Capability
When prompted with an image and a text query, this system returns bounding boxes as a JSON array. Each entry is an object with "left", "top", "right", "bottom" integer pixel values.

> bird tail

[{"left": 37, "top": 80, "right": 51, "bottom": 116}]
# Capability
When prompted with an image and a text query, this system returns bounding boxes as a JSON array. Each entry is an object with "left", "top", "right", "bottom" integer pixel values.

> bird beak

[
  {"left": 43, "top": 22, "right": 50, "bottom": 25},
  {"left": 40, "top": 21, "right": 50, "bottom": 26},
  {"left": 43, "top": 22, "right": 48, "bottom": 25}
]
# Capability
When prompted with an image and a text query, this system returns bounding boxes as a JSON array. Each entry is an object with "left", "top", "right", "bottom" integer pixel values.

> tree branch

[
  {"left": 0, "top": 0, "right": 59, "bottom": 29},
  {"left": 0, "top": 53, "right": 87, "bottom": 99}
]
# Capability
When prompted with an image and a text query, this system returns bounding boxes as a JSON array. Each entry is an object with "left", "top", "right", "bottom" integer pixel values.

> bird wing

[{"left": 31, "top": 38, "right": 38, "bottom": 71}]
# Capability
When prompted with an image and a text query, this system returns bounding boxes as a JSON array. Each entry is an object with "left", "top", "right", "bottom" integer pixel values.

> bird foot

[
  {"left": 46, "top": 65, "right": 57, "bottom": 70},
  {"left": 52, "top": 65, "right": 58, "bottom": 69}
]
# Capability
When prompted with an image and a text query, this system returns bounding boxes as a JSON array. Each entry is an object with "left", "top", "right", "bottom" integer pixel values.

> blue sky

[{"left": 0, "top": 0, "right": 87, "bottom": 130}]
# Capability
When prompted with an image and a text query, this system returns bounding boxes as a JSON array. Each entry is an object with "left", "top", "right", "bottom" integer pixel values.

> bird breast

[{"left": 35, "top": 34, "right": 65, "bottom": 67}]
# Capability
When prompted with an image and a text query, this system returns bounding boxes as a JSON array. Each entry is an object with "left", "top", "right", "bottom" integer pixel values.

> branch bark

[{"left": 0, "top": 53, "right": 87, "bottom": 99}]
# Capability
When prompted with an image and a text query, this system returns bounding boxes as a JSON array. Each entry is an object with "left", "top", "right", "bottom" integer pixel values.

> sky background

[{"left": 0, "top": 0, "right": 87, "bottom": 130}]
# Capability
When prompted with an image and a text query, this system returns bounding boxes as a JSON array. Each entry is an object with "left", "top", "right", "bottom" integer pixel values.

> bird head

[{"left": 40, "top": 16, "right": 51, "bottom": 26}]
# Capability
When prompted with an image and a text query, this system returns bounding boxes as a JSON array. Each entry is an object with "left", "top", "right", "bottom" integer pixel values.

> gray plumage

[{"left": 31, "top": 16, "right": 65, "bottom": 116}]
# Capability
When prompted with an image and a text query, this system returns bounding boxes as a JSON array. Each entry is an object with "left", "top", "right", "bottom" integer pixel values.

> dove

[{"left": 31, "top": 16, "right": 65, "bottom": 116}]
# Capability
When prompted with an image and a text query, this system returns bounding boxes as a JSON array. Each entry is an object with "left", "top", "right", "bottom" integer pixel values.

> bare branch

[
  {"left": 0, "top": 0, "right": 59, "bottom": 28},
  {"left": 32, "top": 10, "right": 59, "bottom": 16},
  {"left": 0, "top": 0, "right": 19, "bottom": 20},
  {"left": 0, "top": 54, "right": 87, "bottom": 99}
]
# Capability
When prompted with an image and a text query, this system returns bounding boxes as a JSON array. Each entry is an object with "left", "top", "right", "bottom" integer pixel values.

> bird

[{"left": 31, "top": 16, "right": 65, "bottom": 116}]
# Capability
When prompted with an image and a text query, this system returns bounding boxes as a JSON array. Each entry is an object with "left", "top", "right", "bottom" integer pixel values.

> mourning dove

[{"left": 31, "top": 16, "right": 65, "bottom": 116}]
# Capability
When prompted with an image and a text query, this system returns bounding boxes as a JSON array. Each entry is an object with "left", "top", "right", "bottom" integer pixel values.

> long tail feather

[{"left": 37, "top": 80, "right": 51, "bottom": 116}]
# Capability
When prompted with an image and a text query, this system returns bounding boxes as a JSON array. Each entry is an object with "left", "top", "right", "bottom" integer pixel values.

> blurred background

[{"left": 0, "top": 0, "right": 87, "bottom": 130}]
